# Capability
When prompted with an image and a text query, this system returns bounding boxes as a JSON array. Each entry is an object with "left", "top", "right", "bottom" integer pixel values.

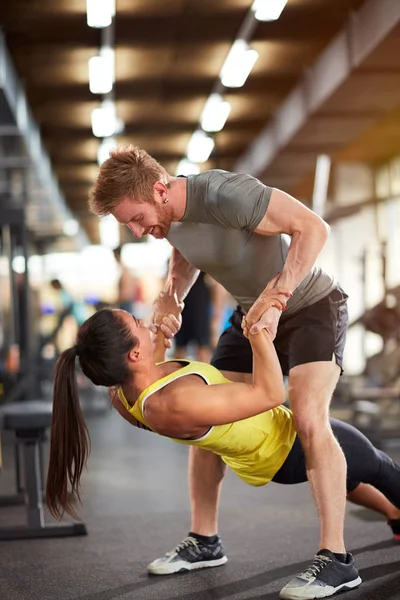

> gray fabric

[{"left": 168, "top": 170, "right": 336, "bottom": 314}]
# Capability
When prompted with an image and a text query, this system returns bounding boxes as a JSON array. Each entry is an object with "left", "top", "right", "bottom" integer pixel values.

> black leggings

[{"left": 272, "top": 418, "right": 400, "bottom": 510}]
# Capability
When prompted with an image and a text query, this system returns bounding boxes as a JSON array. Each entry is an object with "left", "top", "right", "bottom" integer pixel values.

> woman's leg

[
  {"left": 347, "top": 483, "right": 400, "bottom": 520},
  {"left": 272, "top": 434, "right": 308, "bottom": 485},
  {"left": 330, "top": 418, "right": 400, "bottom": 510},
  {"left": 274, "top": 419, "right": 400, "bottom": 510}
]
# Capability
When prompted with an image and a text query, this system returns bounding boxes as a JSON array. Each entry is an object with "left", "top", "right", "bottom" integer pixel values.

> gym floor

[{"left": 1, "top": 403, "right": 400, "bottom": 600}]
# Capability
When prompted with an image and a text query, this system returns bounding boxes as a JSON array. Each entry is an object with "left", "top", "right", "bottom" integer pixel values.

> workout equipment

[{"left": 0, "top": 400, "right": 87, "bottom": 540}]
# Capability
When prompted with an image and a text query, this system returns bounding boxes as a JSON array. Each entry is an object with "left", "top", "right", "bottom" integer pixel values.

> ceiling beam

[{"left": 235, "top": 0, "right": 400, "bottom": 177}]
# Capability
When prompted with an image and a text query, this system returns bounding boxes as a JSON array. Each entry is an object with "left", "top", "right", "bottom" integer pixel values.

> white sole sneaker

[
  {"left": 279, "top": 575, "right": 362, "bottom": 599},
  {"left": 147, "top": 555, "right": 228, "bottom": 575}
]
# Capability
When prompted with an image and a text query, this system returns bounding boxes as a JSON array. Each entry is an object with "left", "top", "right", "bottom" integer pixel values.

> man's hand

[
  {"left": 245, "top": 273, "right": 292, "bottom": 340},
  {"left": 151, "top": 277, "right": 184, "bottom": 347}
]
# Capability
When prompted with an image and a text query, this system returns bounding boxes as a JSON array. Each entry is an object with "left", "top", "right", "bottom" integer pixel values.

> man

[{"left": 89, "top": 145, "right": 356, "bottom": 600}]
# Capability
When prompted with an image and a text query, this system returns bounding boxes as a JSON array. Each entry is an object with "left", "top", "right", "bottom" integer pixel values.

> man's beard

[{"left": 154, "top": 206, "right": 171, "bottom": 238}]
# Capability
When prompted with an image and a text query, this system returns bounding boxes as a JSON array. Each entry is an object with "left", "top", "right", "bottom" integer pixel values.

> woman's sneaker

[
  {"left": 388, "top": 518, "right": 400, "bottom": 541},
  {"left": 147, "top": 535, "right": 227, "bottom": 575},
  {"left": 279, "top": 549, "right": 361, "bottom": 599}
]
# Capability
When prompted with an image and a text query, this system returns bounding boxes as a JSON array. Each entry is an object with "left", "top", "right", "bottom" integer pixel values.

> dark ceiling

[{"left": 2, "top": 0, "right": 400, "bottom": 244}]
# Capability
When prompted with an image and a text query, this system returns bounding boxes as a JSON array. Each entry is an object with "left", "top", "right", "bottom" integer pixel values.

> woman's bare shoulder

[{"left": 144, "top": 375, "right": 209, "bottom": 437}]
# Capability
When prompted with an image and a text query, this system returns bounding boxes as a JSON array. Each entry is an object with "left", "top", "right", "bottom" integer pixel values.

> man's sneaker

[
  {"left": 279, "top": 550, "right": 361, "bottom": 599},
  {"left": 147, "top": 535, "right": 228, "bottom": 575},
  {"left": 388, "top": 518, "right": 400, "bottom": 541}
]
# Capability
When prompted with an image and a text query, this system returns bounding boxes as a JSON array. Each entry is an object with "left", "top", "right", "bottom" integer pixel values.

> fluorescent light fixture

[
  {"left": 89, "top": 47, "right": 115, "bottom": 94},
  {"left": 98, "top": 137, "right": 117, "bottom": 165},
  {"left": 63, "top": 219, "right": 79, "bottom": 237},
  {"left": 220, "top": 39, "right": 259, "bottom": 88},
  {"left": 99, "top": 215, "right": 120, "bottom": 249},
  {"left": 186, "top": 131, "right": 215, "bottom": 164},
  {"left": 200, "top": 94, "right": 231, "bottom": 133},
  {"left": 252, "top": 0, "right": 288, "bottom": 21},
  {"left": 176, "top": 159, "right": 201, "bottom": 176},
  {"left": 86, "top": 0, "right": 115, "bottom": 28},
  {"left": 91, "top": 100, "right": 118, "bottom": 138}
]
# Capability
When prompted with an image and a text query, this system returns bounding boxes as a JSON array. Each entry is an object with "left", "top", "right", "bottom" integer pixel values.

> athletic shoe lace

[
  {"left": 300, "top": 555, "right": 332, "bottom": 581},
  {"left": 168, "top": 536, "right": 199, "bottom": 556}
]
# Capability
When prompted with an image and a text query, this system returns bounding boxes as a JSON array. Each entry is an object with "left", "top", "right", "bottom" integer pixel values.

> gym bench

[{"left": 0, "top": 400, "right": 87, "bottom": 540}]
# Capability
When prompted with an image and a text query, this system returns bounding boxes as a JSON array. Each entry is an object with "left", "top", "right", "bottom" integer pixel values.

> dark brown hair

[
  {"left": 46, "top": 309, "right": 138, "bottom": 519},
  {"left": 89, "top": 145, "right": 168, "bottom": 217}
]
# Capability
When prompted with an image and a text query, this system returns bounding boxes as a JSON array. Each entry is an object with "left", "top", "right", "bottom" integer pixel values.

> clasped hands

[
  {"left": 242, "top": 273, "right": 292, "bottom": 340},
  {"left": 149, "top": 277, "right": 183, "bottom": 348},
  {"left": 150, "top": 273, "right": 292, "bottom": 347}
]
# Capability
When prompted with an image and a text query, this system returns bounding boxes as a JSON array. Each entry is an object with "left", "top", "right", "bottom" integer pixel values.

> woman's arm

[{"left": 146, "top": 328, "right": 286, "bottom": 433}]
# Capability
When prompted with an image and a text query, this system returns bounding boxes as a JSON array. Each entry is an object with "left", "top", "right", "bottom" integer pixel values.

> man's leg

[
  {"left": 147, "top": 369, "right": 250, "bottom": 575},
  {"left": 280, "top": 358, "right": 361, "bottom": 599},
  {"left": 189, "top": 447, "right": 226, "bottom": 536},
  {"left": 288, "top": 358, "right": 346, "bottom": 553},
  {"left": 189, "top": 370, "right": 251, "bottom": 535}
]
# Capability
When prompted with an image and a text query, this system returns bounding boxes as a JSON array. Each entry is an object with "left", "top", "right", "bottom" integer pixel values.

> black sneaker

[
  {"left": 279, "top": 550, "right": 361, "bottom": 599},
  {"left": 388, "top": 518, "right": 400, "bottom": 541},
  {"left": 147, "top": 535, "right": 228, "bottom": 575}
]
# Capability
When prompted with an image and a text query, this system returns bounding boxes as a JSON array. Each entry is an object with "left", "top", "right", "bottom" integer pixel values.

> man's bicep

[{"left": 254, "top": 188, "right": 322, "bottom": 236}]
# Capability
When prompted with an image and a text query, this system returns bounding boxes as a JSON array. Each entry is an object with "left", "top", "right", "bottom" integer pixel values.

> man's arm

[
  {"left": 164, "top": 248, "right": 200, "bottom": 303},
  {"left": 152, "top": 248, "right": 199, "bottom": 344},
  {"left": 254, "top": 188, "right": 330, "bottom": 294},
  {"left": 247, "top": 188, "right": 330, "bottom": 335}
]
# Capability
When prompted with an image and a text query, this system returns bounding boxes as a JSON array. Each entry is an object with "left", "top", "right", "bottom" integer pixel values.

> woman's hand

[
  {"left": 151, "top": 277, "right": 184, "bottom": 347},
  {"left": 245, "top": 273, "right": 292, "bottom": 339},
  {"left": 149, "top": 315, "right": 181, "bottom": 349}
]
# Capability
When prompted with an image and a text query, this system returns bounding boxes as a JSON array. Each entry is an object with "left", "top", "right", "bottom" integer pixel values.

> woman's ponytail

[{"left": 46, "top": 347, "right": 90, "bottom": 519}]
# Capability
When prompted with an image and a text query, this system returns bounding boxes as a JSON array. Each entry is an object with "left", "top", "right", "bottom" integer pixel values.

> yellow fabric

[{"left": 117, "top": 359, "right": 297, "bottom": 487}]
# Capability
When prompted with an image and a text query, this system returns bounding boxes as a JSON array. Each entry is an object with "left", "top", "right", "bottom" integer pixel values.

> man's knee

[
  {"left": 293, "top": 410, "right": 331, "bottom": 446},
  {"left": 189, "top": 447, "right": 227, "bottom": 479}
]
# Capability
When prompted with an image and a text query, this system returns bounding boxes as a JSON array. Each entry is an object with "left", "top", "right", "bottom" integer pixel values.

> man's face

[{"left": 112, "top": 196, "right": 172, "bottom": 240}]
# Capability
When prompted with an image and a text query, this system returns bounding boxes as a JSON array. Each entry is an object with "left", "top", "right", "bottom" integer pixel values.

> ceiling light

[
  {"left": 176, "top": 159, "right": 201, "bottom": 176},
  {"left": 252, "top": 0, "right": 288, "bottom": 21},
  {"left": 99, "top": 215, "right": 120, "bottom": 249},
  {"left": 89, "top": 47, "right": 115, "bottom": 94},
  {"left": 220, "top": 40, "right": 259, "bottom": 88},
  {"left": 91, "top": 100, "right": 123, "bottom": 138},
  {"left": 98, "top": 137, "right": 117, "bottom": 165},
  {"left": 186, "top": 131, "right": 215, "bottom": 164},
  {"left": 200, "top": 94, "right": 231, "bottom": 133},
  {"left": 86, "top": 0, "right": 116, "bottom": 28},
  {"left": 63, "top": 219, "right": 79, "bottom": 237}
]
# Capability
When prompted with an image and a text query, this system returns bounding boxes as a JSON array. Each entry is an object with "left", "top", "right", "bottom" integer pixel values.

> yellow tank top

[{"left": 117, "top": 359, "right": 297, "bottom": 487}]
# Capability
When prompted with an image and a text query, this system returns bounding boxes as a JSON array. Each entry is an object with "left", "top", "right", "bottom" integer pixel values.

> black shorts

[
  {"left": 211, "top": 287, "right": 349, "bottom": 375},
  {"left": 175, "top": 319, "right": 210, "bottom": 347}
]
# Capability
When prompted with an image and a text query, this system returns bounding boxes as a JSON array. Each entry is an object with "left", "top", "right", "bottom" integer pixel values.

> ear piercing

[{"left": 163, "top": 197, "right": 169, "bottom": 204}]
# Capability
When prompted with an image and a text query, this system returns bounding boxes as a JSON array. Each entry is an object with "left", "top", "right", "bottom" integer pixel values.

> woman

[{"left": 46, "top": 301, "right": 400, "bottom": 548}]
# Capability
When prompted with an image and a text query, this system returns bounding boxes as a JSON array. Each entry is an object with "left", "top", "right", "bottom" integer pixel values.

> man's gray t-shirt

[{"left": 167, "top": 170, "right": 336, "bottom": 315}]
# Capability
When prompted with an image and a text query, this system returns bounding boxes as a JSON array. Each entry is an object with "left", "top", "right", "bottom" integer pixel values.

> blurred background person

[
  {"left": 113, "top": 245, "right": 142, "bottom": 314},
  {"left": 47, "top": 279, "right": 89, "bottom": 355},
  {"left": 175, "top": 272, "right": 212, "bottom": 363},
  {"left": 174, "top": 273, "right": 235, "bottom": 362}
]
